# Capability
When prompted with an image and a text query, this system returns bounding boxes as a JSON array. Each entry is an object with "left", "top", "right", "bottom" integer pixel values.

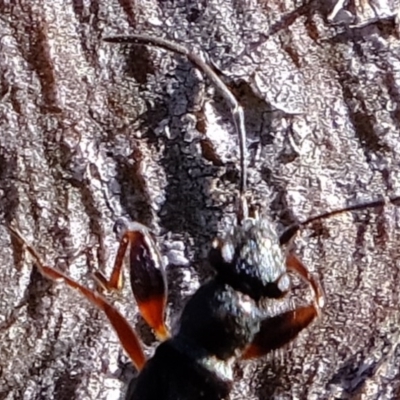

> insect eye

[
  {"left": 211, "top": 238, "right": 235, "bottom": 264},
  {"left": 277, "top": 273, "right": 290, "bottom": 293}
]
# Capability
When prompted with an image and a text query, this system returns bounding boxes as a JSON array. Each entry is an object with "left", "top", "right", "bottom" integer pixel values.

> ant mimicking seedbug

[{"left": 8, "top": 34, "right": 400, "bottom": 400}]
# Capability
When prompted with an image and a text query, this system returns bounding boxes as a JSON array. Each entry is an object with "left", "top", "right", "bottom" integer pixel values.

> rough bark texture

[{"left": 1, "top": 1, "right": 400, "bottom": 399}]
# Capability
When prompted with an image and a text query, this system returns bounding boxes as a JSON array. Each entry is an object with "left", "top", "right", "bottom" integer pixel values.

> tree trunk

[{"left": 1, "top": 1, "right": 400, "bottom": 399}]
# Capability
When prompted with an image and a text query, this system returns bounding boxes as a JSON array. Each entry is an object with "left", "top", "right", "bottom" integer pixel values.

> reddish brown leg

[
  {"left": 93, "top": 221, "right": 170, "bottom": 341},
  {"left": 243, "top": 253, "right": 323, "bottom": 359},
  {"left": 242, "top": 305, "right": 318, "bottom": 359},
  {"left": 8, "top": 226, "right": 146, "bottom": 371},
  {"left": 286, "top": 252, "right": 325, "bottom": 309}
]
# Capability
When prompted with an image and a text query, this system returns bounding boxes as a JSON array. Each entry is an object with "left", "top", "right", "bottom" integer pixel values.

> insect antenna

[
  {"left": 279, "top": 194, "right": 400, "bottom": 246},
  {"left": 104, "top": 34, "right": 249, "bottom": 220}
]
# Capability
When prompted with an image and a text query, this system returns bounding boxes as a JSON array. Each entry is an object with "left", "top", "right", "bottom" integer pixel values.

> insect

[{"left": 8, "top": 33, "right": 400, "bottom": 400}]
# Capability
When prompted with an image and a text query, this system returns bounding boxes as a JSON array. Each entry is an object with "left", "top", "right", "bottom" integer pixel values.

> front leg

[
  {"left": 8, "top": 225, "right": 147, "bottom": 371},
  {"left": 242, "top": 305, "right": 318, "bottom": 359},
  {"left": 243, "top": 253, "right": 323, "bottom": 359},
  {"left": 93, "top": 219, "right": 170, "bottom": 340},
  {"left": 286, "top": 252, "right": 325, "bottom": 309}
]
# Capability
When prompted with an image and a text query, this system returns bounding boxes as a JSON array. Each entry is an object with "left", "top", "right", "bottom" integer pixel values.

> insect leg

[
  {"left": 242, "top": 304, "right": 318, "bottom": 359},
  {"left": 8, "top": 225, "right": 146, "bottom": 371},
  {"left": 286, "top": 252, "right": 324, "bottom": 309},
  {"left": 94, "top": 220, "right": 169, "bottom": 341},
  {"left": 242, "top": 253, "right": 322, "bottom": 359},
  {"left": 245, "top": 195, "right": 400, "bottom": 359}
]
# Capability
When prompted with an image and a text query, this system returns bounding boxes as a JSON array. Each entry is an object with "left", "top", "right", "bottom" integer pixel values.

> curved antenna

[
  {"left": 104, "top": 34, "right": 249, "bottom": 220},
  {"left": 279, "top": 195, "right": 400, "bottom": 246}
]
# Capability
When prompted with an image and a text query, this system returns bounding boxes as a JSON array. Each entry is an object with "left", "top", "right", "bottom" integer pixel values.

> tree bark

[{"left": 1, "top": 1, "right": 400, "bottom": 399}]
